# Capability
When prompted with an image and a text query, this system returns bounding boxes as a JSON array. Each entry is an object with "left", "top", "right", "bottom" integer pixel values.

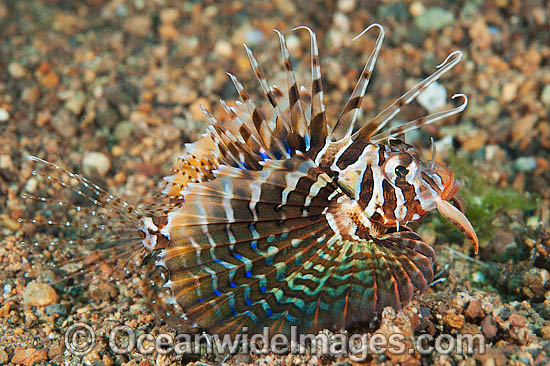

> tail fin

[{"left": 19, "top": 156, "right": 155, "bottom": 286}]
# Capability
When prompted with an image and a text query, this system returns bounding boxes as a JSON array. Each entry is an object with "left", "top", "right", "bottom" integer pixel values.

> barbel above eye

[{"left": 383, "top": 153, "right": 418, "bottom": 184}]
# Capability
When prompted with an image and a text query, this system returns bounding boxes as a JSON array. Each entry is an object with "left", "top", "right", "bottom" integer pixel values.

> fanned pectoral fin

[
  {"left": 163, "top": 154, "right": 344, "bottom": 334},
  {"left": 310, "top": 231, "right": 435, "bottom": 330},
  {"left": 162, "top": 153, "right": 436, "bottom": 334}
]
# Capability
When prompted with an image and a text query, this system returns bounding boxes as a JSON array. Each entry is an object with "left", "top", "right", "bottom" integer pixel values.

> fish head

[{"left": 374, "top": 139, "right": 479, "bottom": 253}]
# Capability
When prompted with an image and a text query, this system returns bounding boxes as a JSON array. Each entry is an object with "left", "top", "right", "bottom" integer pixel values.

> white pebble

[
  {"left": 417, "top": 81, "right": 447, "bottom": 113},
  {"left": 214, "top": 40, "right": 232, "bottom": 58},
  {"left": 82, "top": 152, "right": 111, "bottom": 177},
  {"left": 410, "top": 1, "right": 425, "bottom": 17},
  {"left": 338, "top": 0, "right": 356, "bottom": 13},
  {"left": 8, "top": 62, "right": 26, "bottom": 78},
  {"left": 333, "top": 12, "right": 350, "bottom": 32},
  {"left": 245, "top": 29, "right": 264, "bottom": 46},
  {"left": 514, "top": 156, "right": 537, "bottom": 172},
  {"left": 25, "top": 177, "right": 38, "bottom": 193},
  {"left": 0, "top": 108, "right": 9, "bottom": 122}
]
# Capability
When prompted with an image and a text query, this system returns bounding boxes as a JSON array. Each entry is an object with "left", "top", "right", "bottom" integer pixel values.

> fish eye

[
  {"left": 383, "top": 153, "right": 418, "bottom": 184},
  {"left": 395, "top": 165, "right": 409, "bottom": 178}
]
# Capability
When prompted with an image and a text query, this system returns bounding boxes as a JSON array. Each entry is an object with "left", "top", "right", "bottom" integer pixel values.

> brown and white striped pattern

[
  {"left": 157, "top": 24, "right": 477, "bottom": 333},
  {"left": 22, "top": 25, "right": 477, "bottom": 338}
]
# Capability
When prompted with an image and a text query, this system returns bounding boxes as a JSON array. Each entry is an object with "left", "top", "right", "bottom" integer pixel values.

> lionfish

[{"left": 23, "top": 24, "right": 478, "bottom": 336}]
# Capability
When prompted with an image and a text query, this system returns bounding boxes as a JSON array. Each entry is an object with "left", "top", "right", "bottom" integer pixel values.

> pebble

[
  {"left": 245, "top": 29, "right": 264, "bottom": 46},
  {"left": 500, "top": 82, "right": 518, "bottom": 103},
  {"left": 123, "top": 15, "right": 151, "bottom": 37},
  {"left": 23, "top": 281, "right": 59, "bottom": 307},
  {"left": 334, "top": 12, "right": 350, "bottom": 32},
  {"left": 465, "top": 299, "right": 485, "bottom": 319},
  {"left": 103, "top": 354, "right": 115, "bottom": 366},
  {"left": 472, "top": 271, "right": 486, "bottom": 283},
  {"left": 214, "top": 40, "right": 233, "bottom": 58},
  {"left": 95, "top": 104, "right": 119, "bottom": 128},
  {"left": 65, "top": 91, "right": 86, "bottom": 115},
  {"left": 104, "top": 83, "right": 138, "bottom": 106},
  {"left": 11, "top": 348, "right": 48, "bottom": 365},
  {"left": 160, "top": 8, "right": 179, "bottom": 23},
  {"left": 8, "top": 62, "right": 26, "bottom": 78},
  {"left": 114, "top": 121, "right": 134, "bottom": 141},
  {"left": 171, "top": 84, "right": 198, "bottom": 104},
  {"left": 45, "top": 303, "right": 67, "bottom": 316},
  {"left": 21, "top": 86, "right": 41, "bottom": 104},
  {"left": 48, "top": 345, "right": 63, "bottom": 360},
  {"left": 0, "top": 108, "right": 9, "bottom": 122},
  {"left": 462, "top": 131, "right": 488, "bottom": 152},
  {"left": 409, "top": 2, "right": 424, "bottom": 17},
  {"left": 24, "top": 177, "right": 38, "bottom": 193},
  {"left": 481, "top": 315, "right": 498, "bottom": 339},
  {"left": 512, "top": 114, "right": 538, "bottom": 143},
  {"left": 474, "top": 347, "right": 507, "bottom": 366},
  {"left": 541, "top": 84, "right": 550, "bottom": 105},
  {"left": 414, "top": 7, "right": 455, "bottom": 31},
  {"left": 159, "top": 23, "right": 179, "bottom": 40},
  {"left": 522, "top": 268, "right": 549, "bottom": 299},
  {"left": 509, "top": 313, "right": 526, "bottom": 328},
  {"left": 51, "top": 109, "right": 77, "bottom": 138},
  {"left": 483, "top": 99, "right": 501, "bottom": 122},
  {"left": 338, "top": 0, "right": 355, "bottom": 12},
  {"left": 485, "top": 144, "right": 507, "bottom": 162},
  {"left": 40, "top": 72, "right": 59, "bottom": 88},
  {"left": 469, "top": 18, "right": 492, "bottom": 50},
  {"left": 36, "top": 110, "right": 52, "bottom": 127},
  {"left": 82, "top": 151, "right": 111, "bottom": 176},
  {"left": 417, "top": 81, "right": 446, "bottom": 112},
  {"left": 514, "top": 156, "right": 537, "bottom": 172},
  {"left": 443, "top": 312, "right": 465, "bottom": 329}
]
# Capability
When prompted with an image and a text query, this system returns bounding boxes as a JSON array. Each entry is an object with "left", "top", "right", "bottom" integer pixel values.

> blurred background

[{"left": 0, "top": 0, "right": 549, "bottom": 365}]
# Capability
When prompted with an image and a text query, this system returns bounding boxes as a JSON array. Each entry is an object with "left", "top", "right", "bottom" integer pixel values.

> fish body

[{"left": 24, "top": 24, "right": 478, "bottom": 336}]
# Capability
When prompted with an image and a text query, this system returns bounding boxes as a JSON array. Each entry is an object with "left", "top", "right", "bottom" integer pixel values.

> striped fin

[
  {"left": 370, "top": 94, "right": 468, "bottom": 143},
  {"left": 201, "top": 106, "right": 249, "bottom": 170},
  {"left": 353, "top": 51, "right": 463, "bottom": 141},
  {"left": 330, "top": 24, "right": 385, "bottom": 141},
  {"left": 310, "top": 233, "right": 435, "bottom": 328},
  {"left": 274, "top": 29, "right": 309, "bottom": 150},
  {"left": 164, "top": 154, "right": 341, "bottom": 333},
  {"left": 219, "top": 99, "right": 265, "bottom": 157},
  {"left": 244, "top": 45, "right": 297, "bottom": 152},
  {"left": 226, "top": 73, "right": 289, "bottom": 159},
  {"left": 162, "top": 154, "right": 436, "bottom": 334},
  {"left": 20, "top": 156, "right": 149, "bottom": 286},
  {"left": 293, "top": 26, "right": 327, "bottom": 151}
]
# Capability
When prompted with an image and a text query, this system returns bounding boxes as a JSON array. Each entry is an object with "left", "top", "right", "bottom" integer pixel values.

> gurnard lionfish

[{"left": 23, "top": 24, "right": 478, "bottom": 335}]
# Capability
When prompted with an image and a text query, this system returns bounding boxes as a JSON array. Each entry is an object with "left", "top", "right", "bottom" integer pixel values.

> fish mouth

[{"left": 435, "top": 194, "right": 479, "bottom": 255}]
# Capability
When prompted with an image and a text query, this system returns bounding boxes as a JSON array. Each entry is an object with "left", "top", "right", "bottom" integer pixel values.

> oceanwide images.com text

[{"left": 65, "top": 322, "right": 487, "bottom": 360}]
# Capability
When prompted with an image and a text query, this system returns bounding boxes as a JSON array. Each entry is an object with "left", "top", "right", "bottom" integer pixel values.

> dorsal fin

[
  {"left": 353, "top": 51, "right": 463, "bottom": 141},
  {"left": 274, "top": 29, "right": 309, "bottom": 148},
  {"left": 293, "top": 26, "right": 328, "bottom": 151},
  {"left": 330, "top": 24, "right": 385, "bottom": 141}
]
